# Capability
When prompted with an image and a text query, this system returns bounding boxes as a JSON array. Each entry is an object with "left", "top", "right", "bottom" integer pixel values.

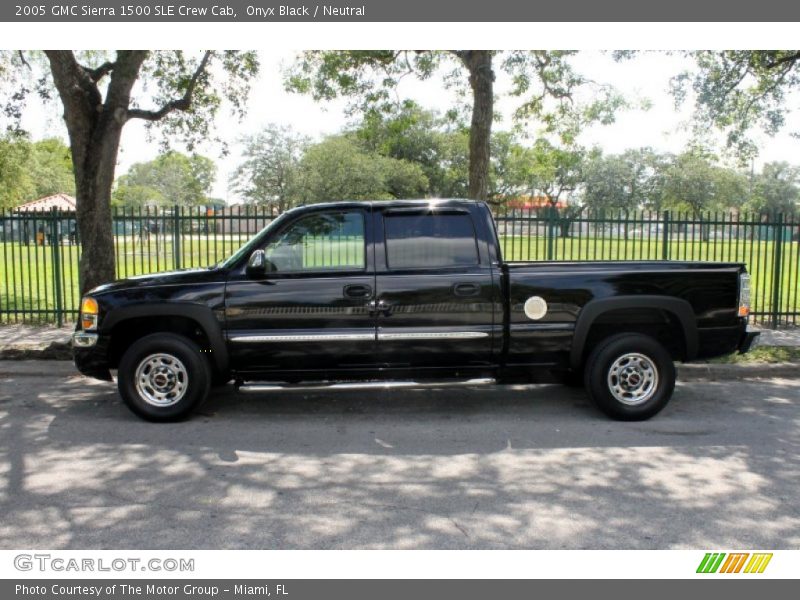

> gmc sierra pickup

[{"left": 73, "top": 199, "right": 759, "bottom": 422}]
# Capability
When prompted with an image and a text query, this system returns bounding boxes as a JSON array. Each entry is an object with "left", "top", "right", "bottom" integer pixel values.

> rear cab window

[{"left": 384, "top": 212, "right": 480, "bottom": 269}]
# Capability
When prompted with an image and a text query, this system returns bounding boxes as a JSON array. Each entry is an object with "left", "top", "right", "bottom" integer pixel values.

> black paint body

[{"left": 74, "top": 200, "right": 752, "bottom": 383}]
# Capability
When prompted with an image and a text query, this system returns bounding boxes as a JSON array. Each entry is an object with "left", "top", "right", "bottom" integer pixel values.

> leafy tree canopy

[
  {"left": 285, "top": 50, "right": 624, "bottom": 200},
  {"left": 112, "top": 151, "right": 216, "bottom": 207},
  {"left": 671, "top": 51, "right": 800, "bottom": 159},
  {"left": 749, "top": 161, "right": 800, "bottom": 214},
  {"left": 0, "top": 133, "right": 75, "bottom": 208},
  {"left": 294, "top": 135, "right": 428, "bottom": 202},
  {"left": 228, "top": 124, "right": 310, "bottom": 212}
]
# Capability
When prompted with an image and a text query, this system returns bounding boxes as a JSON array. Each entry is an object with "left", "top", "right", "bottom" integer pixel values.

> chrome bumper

[{"left": 72, "top": 332, "right": 98, "bottom": 348}]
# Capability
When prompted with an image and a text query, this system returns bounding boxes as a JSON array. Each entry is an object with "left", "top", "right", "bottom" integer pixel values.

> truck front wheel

[
  {"left": 117, "top": 333, "right": 210, "bottom": 422},
  {"left": 584, "top": 333, "right": 675, "bottom": 421}
]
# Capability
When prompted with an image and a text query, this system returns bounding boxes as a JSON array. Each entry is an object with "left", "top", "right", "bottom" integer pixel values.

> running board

[{"left": 237, "top": 378, "right": 496, "bottom": 393}]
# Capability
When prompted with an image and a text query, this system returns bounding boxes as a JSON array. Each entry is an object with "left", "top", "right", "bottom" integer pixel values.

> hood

[{"left": 88, "top": 267, "right": 225, "bottom": 295}]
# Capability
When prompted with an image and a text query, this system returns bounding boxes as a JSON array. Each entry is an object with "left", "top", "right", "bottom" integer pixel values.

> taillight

[
  {"left": 81, "top": 297, "right": 99, "bottom": 331},
  {"left": 738, "top": 273, "right": 751, "bottom": 318}
]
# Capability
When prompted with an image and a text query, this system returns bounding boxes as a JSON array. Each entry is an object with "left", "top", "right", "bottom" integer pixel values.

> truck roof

[{"left": 287, "top": 199, "right": 483, "bottom": 213}]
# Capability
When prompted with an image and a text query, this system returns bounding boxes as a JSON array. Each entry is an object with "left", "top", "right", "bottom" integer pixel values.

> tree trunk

[
  {"left": 46, "top": 51, "right": 147, "bottom": 295},
  {"left": 74, "top": 127, "right": 124, "bottom": 295},
  {"left": 459, "top": 51, "right": 494, "bottom": 201}
]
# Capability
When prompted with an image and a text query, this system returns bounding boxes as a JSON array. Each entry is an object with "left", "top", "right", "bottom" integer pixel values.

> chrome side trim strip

[
  {"left": 239, "top": 378, "right": 496, "bottom": 393},
  {"left": 377, "top": 331, "right": 489, "bottom": 341},
  {"left": 510, "top": 323, "right": 576, "bottom": 331},
  {"left": 231, "top": 331, "right": 490, "bottom": 343},
  {"left": 230, "top": 333, "right": 375, "bottom": 343}
]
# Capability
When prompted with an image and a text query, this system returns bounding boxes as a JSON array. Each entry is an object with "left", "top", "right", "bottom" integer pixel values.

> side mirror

[{"left": 246, "top": 249, "right": 274, "bottom": 277}]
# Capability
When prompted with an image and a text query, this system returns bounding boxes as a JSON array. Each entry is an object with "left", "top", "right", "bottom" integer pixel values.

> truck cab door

[
  {"left": 372, "top": 205, "right": 501, "bottom": 370},
  {"left": 224, "top": 206, "right": 377, "bottom": 375}
]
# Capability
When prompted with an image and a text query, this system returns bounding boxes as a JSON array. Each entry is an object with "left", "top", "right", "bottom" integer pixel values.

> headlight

[
  {"left": 81, "top": 297, "right": 99, "bottom": 331},
  {"left": 738, "top": 273, "right": 751, "bottom": 318}
]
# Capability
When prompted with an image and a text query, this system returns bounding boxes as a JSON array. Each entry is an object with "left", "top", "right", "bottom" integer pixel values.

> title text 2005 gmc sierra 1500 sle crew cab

[{"left": 72, "top": 200, "right": 759, "bottom": 422}]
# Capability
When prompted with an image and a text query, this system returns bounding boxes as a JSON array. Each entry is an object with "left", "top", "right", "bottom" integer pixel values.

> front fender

[{"left": 100, "top": 303, "right": 229, "bottom": 373}]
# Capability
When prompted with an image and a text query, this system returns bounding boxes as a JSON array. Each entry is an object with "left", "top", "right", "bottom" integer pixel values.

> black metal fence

[{"left": 1, "top": 204, "right": 798, "bottom": 327}]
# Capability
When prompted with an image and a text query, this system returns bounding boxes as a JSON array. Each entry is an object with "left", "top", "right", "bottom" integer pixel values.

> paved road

[{"left": 0, "top": 362, "right": 798, "bottom": 550}]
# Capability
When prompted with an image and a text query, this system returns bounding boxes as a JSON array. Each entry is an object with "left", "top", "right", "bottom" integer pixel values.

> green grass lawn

[
  {"left": 710, "top": 346, "right": 800, "bottom": 363},
  {"left": 2, "top": 234, "right": 799, "bottom": 324}
]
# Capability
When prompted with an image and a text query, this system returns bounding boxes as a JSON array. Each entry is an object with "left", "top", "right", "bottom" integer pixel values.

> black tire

[
  {"left": 117, "top": 333, "right": 211, "bottom": 422},
  {"left": 584, "top": 333, "right": 675, "bottom": 421}
]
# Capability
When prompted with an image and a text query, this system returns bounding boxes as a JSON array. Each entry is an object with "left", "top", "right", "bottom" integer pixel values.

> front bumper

[
  {"left": 738, "top": 329, "right": 760, "bottom": 354},
  {"left": 72, "top": 331, "right": 113, "bottom": 381}
]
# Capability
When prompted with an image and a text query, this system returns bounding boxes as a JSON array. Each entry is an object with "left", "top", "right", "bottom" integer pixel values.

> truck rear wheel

[
  {"left": 117, "top": 333, "right": 210, "bottom": 422},
  {"left": 584, "top": 333, "right": 675, "bottom": 421}
]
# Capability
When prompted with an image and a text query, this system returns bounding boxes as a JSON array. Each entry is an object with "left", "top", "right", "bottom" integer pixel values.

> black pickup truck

[{"left": 73, "top": 199, "right": 758, "bottom": 422}]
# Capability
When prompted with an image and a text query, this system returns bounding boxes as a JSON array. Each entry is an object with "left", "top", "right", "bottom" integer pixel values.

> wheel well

[
  {"left": 581, "top": 308, "right": 686, "bottom": 364},
  {"left": 107, "top": 316, "right": 214, "bottom": 370}
]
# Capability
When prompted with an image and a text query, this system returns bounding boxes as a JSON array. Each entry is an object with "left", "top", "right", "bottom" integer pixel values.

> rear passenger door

[{"left": 373, "top": 205, "right": 499, "bottom": 369}]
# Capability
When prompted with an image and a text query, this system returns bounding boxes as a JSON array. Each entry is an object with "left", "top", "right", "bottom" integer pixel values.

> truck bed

[{"left": 502, "top": 260, "right": 745, "bottom": 366}]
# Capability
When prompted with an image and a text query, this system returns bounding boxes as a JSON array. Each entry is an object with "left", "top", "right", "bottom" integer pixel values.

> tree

[
  {"left": 0, "top": 134, "right": 75, "bottom": 207},
  {"left": 582, "top": 148, "right": 667, "bottom": 212},
  {"left": 29, "top": 138, "right": 76, "bottom": 198},
  {"left": 672, "top": 51, "right": 800, "bottom": 157},
  {"left": 353, "top": 101, "right": 452, "bottom": 196},
  {"left": 113, "top": 151, "right": 217, "bottom": 208},
  {"left": 354, "top": 101, "right": 442, "bottom": 166},
  {"left": 285, "top": 50, "right": 621, "bottom": 201},
  {"left": 0, "top": 133, "right": 36, "bottom": 208},
  {"left": 294, "top": 135, "right": 428, "bottom": 202},
  {"left": 497, "top": 139, "right": 586, "bottom": 237},
  {"left": 432, "top": 128, "right": 470, "bottom": 198},
  {"left": 351, "top": 101, "right": 494, "bottom": 198},
  {"left": 229, "top": 124, "right": 309, "bottom": 212},
  {"left": 662, "top": 151, "right": 747, "bottom": 215},
  {"left": 509, "top": 139, "right": 585, "bottom": 203},
  {"left": 749, "top": 161, "right": 800, "bottom": 215},
  {"left": 4, "top": 50, "right": 258, "bottom": 293}
]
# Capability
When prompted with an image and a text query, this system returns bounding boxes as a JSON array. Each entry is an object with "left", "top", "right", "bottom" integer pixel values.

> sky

[{"left": 19, "top": 50, "right": 800, "bottom": 202}]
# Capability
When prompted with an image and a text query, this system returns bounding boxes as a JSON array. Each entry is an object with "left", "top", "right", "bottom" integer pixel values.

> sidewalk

[
  {"left": 0, "top": 323, "right": 74, "bottom": 360},
  {"left": 0, "top": 323, "right": 798, "bottom": 379}
]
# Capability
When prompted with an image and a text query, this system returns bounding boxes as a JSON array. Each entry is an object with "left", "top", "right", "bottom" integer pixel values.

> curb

[
  {"left": 0, "top": 359, "right": 78, "bottom": 377},
  {"left": 1, "top": 359, "right": 798, "bottom": 381},
  {"left": 677, "top": 362, "right": 799, "bottom": 381}
]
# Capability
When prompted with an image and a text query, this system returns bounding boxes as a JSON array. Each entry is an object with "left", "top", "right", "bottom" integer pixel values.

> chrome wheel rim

[
  {"left": 607, "top": 352, "right": 658, "bottom": 405},
  {"left": 134, "top": 353, "right": 188, "bottom": 407}
]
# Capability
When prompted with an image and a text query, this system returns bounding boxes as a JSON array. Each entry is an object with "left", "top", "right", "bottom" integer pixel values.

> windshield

[{"left": 216, "top": 211, "right": 293, "bottom": 269}]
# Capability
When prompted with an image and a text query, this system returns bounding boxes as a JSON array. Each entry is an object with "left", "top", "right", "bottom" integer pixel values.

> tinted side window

[
  {"left": 385, "top": 213, "right": 479, "bottom": 269},
  {"left": 264, "top": 211, "right": 365, "bottom": 272}
]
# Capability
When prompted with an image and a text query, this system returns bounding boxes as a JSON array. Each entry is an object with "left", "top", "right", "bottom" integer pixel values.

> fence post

[
  {"left": 661, "top": 210, "right": 670, "bottom": 261},
  {"left": 546, "top": 204, "right": 556, "bottom": 261},
  {"left": 172, "top": 205, "right": 181, "bottom": 270},
  {"left": 50, "top": 207, "right": 63, "bottom": 327},
  {"left": 771, "top": 213, "right": 785, "bottom": 329}
]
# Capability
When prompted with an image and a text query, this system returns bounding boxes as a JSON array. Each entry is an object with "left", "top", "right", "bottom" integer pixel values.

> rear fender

[{"left": 569, "top": 295, "right": 698, "bottom": 370}]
